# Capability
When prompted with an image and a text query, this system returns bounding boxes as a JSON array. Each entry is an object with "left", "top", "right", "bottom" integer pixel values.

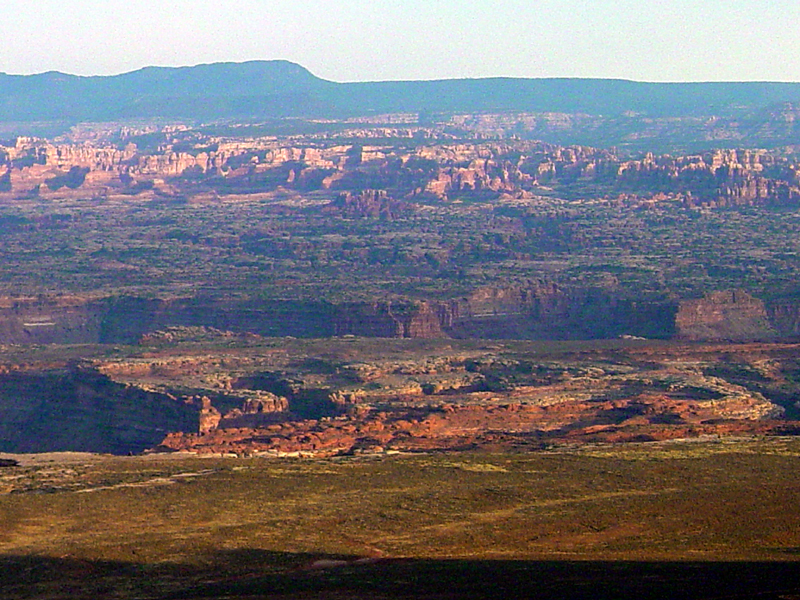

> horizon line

[{"left": 2, "top": 60, "right": 800, "bottom": 86}]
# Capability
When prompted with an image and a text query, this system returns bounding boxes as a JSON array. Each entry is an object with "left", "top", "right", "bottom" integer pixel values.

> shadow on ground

[{"left": 2, "top": 550, "right": 800, "bottom": 599}]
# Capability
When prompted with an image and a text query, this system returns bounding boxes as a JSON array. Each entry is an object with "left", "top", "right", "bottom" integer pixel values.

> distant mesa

[{"left": 4, "top": 60, "right": 800, "bottom": 137}]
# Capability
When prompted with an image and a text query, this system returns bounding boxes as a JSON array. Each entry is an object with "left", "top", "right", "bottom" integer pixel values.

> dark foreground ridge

[{"left": 1, "top": 553, "right": 798, "bottom": 599}]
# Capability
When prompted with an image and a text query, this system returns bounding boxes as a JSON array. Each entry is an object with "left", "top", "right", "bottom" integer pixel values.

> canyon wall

[
  {"left": 3, "top": 287, "right": 800, "bottom": 345},
  {"left": 0, "top": 365, "right": 197, "bottom": 454},
  {"left": 0, "top": 296, "right": 105, "bottom": 345},
  {"left": 0, "top": 288, "right": 670, "bottom": 344},
  {"left": 675, "top": 290, "right": 776, "bottom": 341},
  {"left": 766, "top": 300, "right": 800, "bottom": 338},
  {"left": 99, "top": 296, "right": 338, "bottom": 342},
  {"left": 440, "top": 284, "right": 676, "bottom": 340}
]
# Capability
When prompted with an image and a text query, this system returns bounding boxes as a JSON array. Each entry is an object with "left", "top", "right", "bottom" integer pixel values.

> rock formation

[
  {"left": 4, "top": 332, "right": 800, "bottom": 455},
  {"left": 324, "top": 190, "right": 415, "bottom": 219},
  {"left": 0, "top": 287, "right": 797, "bottom": 346},
  {"left": 215, "top": 393, "right": 290, "bottom": 429},
  {"left": 0, "top": 295, "right": 105, "bottom": 345},
  {"left": 675, "top": 290, "right": 776, "bottom": 341},
  {"left": 4, "top": 132, "right": 800, "bottom": 205},
  {"left": 333, "top": 301, "right": 444, "bottom": 338},
  {"left": 198, "top": 397, "right": 222, "bottom": 434}
]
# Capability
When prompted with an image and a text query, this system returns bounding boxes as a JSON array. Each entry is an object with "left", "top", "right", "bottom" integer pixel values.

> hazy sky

[{"left": 2, "top": 0, "right": 799, "bottom": 82}]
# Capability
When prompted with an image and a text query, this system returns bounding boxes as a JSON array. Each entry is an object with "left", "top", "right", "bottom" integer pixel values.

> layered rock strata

[
  {"left": 675, "top": 290, "right": 776, "bottom": 341},
  {"left": 3, "top": 287, "right": 800, "bottom": 345}
]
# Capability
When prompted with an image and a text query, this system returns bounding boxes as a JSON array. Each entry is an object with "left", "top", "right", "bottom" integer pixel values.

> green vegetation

[
  {"left": 2, "top": 186, "right": 800, "bottom": 307},
  {"left": 0, "top": 442, "right": 799, "bottom": 598}
]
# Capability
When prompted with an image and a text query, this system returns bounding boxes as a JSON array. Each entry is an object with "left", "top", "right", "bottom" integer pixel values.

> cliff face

[
  {"left": 766, "top": 306, "right": 791, "bottom": 337},
  {"left": 216, "top": 393, "right": 291, "bottom": 430},
  {"left": 441, "top": 284, "right": 676, "bottom": 340},
  {"left": 0, "top": 296, "right": 104, "bottom": 345},
  {"left": 764, "top": 299, "right": 800, "bottom": 338},
  {"left": 102, "top": 296, "right": 448, "bottom": 341},
  {"left": 0, "top": 288, "right": 797, "bottom": 345},
  {"left": 0, "top": 366, "right": 197, "bottom": 454},
  {"left": 333, "top": 301, "right": 444, "bottom": 338},
  {"left": 99, "top": 296, "right": 337, "bottom": 342},
  {"left": 675, "top": 290, "right": 776, "bottom": 341},
  {"left": 0, "top": 289, "right": 678, "bottom": 345}
]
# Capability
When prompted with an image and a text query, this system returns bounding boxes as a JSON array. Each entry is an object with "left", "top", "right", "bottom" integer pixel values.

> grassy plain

[{"left": 1, "top": 439, "right": 799, "bottom": 598}]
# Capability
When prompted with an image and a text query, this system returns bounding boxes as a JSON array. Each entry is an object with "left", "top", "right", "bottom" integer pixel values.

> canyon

[
  {"left": 0, "top": 286, "right": 792, "bottom": 346},
  {"left": 1, "top": 336, "right": 798, "bottom": 455},
  {"left": 3, "top": 71, "right": 800, "bottom": 456},
  {"left": 4, "top": 129, "right": 800, "bottom": 348},
  {"left": 3, "top": 62, "right": 800, "bottom": 600}
]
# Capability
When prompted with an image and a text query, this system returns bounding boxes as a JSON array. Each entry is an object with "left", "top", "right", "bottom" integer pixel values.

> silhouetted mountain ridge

[{"left": 3, "top": 60, "right": 800, "bottom": 129}]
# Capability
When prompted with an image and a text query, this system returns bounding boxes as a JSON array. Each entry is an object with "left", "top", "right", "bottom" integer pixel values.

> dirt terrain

[{"left": 1, "top": 440, "right": 799, "bottom": 599}]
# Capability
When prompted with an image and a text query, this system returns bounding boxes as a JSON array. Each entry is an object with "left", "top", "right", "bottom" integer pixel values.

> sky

[{"left": 2, "top": 0, "right": 800, "bottom": 83}]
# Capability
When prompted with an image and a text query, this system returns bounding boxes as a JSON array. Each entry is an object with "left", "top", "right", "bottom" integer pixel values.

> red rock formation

[
  {"left": 156, "top": 384, "right": 791, "bottom": 457},
  {"left": 218, "top": 393, "right": 290, "bottom": 429},
  {"left": 324, "top": 190, "right": 415, "bottom": 219},
  {"left": 198, "top": 397, "right": 221, "bottom": 434}
]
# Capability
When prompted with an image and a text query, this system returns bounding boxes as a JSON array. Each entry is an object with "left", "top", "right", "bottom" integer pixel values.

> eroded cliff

[
  {"left": 675, "top": 290, "right": 776, "bottom": 341},
  {"left": 4, "top": 287, "right": 800, "bottom": 346},
  {"left": 0, "top": 364, "right": 197, "bottom": 454}
]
